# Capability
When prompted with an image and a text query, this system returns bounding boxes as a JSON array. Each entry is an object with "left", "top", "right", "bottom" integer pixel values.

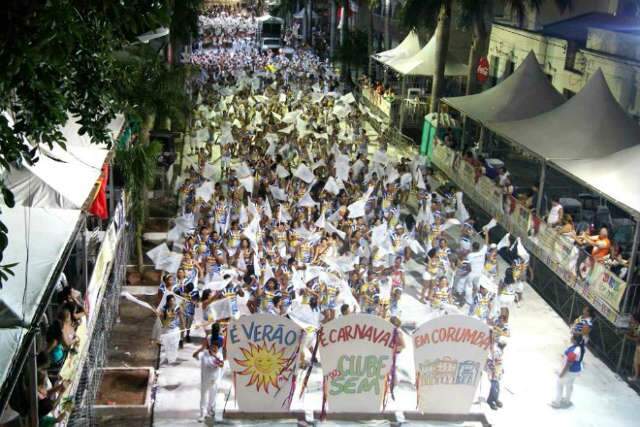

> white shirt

[{"left": 467, "top": 245, "right": 488, "bottom": 277}]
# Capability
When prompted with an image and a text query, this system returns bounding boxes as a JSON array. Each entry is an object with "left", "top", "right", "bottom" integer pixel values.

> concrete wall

[
  {"left": 587, "top": 28, "right": 640, "bottom": 61},
  {"left": 502, "top": 0, "right": 616, "bottom": 30},
  {"left": 487, "top": 24, "right": 640, "bottom": 118}
]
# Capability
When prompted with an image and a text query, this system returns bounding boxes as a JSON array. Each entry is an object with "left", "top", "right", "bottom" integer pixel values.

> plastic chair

[
  {"left": 560, "top": 197, "right": 582, "bottom": 222},
  {"left": 595, "top": 206, "right": 613, "bottom": 231}
]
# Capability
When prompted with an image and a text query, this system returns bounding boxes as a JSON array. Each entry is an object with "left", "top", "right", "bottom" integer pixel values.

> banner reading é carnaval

[
  {"left": 413, "top": 315, "right": 491, "bottom": 414},
  {"left": 318, "top": 314, "right": 396, "bottom": 413},
  {"left": 227, "top": 314, "right": 304, "bottom": 412}
]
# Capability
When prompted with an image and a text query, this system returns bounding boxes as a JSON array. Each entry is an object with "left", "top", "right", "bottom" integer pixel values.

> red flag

[{"left": 89, "top": 164, "right": 109, "bottom": 219}]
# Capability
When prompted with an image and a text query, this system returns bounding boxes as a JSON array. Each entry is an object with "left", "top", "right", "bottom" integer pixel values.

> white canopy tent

[
  {"left": 388, "top": 35, "right": 467, "bottom": 77},
  {"left": 442, "top": 52, "right": 565, "bottom": 123},
  {"left": 372, "top": 30, "right": 421, "bottom": 65},
  {"left": 2, "top": 114, "right": 119, "bottom": 209},
  {"left": 555, "top": 146, "right": 640, "bottom": 217},
  {"left": 0, "top": 328, "right": 27, "bottom": 402},
  {"left": 487, "top": 70, "right": 640, "bottom": 160},
  {"left": 0, "top": 206, "right": 82, "bottom": 328},
  {"left": 257, "top": 14, "right": 284, "bottom": 24}
]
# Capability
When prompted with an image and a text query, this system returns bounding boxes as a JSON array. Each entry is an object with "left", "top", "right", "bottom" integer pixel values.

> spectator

[
  {"left": 547, "top": 196, "right": 563, "bottom": 227},
  {"left": 626, "top": 311, "right": 640, "bottom": 383},
  {"left": 580, "top": 227, "right": 611, "bottom": 262}
]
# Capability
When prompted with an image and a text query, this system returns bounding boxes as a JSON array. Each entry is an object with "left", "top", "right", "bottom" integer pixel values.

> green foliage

[
  {"left": 0, "top": 0, "right": 196, "bottom": 286},
  {"left": 170, "top": 0, "right": 203, "bottom": 45},
  {"left": 334, "top": 30, "right": 369, "bottom": 70},
  {"left": 115, "top": 140, "right": 163, "bottom": 228},
  {"left": 113, "top": 44, "right": 195, "bottom": 130}
]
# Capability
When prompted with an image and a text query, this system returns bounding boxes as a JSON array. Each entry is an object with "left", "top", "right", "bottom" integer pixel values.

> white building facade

[{"left": 487, "top": 9, "right": 640, "bottom": 119}]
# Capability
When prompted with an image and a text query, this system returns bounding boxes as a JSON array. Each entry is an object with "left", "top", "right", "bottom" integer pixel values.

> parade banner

[
  {"left": 413, "top": 315, "right": 491, "bottom": 414},
  {"left": 476, "top": 176, "right": 503, "bottom": 217},
  {"left": 510, "top": 201, "right": 532, "bottom": 237},
  {"left": 227, "top": 314, "right": 304, "bottom": 412},
  {"left": 458, "top": 161, "right": 476, "bottom": 194},
  {"left": 588, "top": 261, "right": 627, "bottom": 311},
  {"left": 318, "top": 314, "right": 396, "bottom": 413}
]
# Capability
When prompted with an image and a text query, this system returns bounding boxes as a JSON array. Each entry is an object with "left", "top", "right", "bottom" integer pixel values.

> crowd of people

[
  {"left": 440, "top": 130, "right": 631, "bottom": 281},
  {"left": 0, "top": 277, "right": 85, "bottom": 426},
  {"left": 140, "top": 11, "right": 598, "bottom": 422}
]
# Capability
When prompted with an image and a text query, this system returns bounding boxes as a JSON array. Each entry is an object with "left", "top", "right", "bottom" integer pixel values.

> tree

[
  {"left": 366, "top": 0, "right": 380, "bottom": 77},
  {"left": 0, "top": 0, "right": 174, "bottom": 286},
  {"left": 400, "top": 0, "right": 574, "bottom": 112},
  {"left": 459, "top": 0, "right": 573, "bottom": 96},
  {"left": 113, "top": 44, "right": 194, "bottom": 271}
]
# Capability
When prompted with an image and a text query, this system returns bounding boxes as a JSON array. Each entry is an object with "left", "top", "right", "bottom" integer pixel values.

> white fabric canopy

[
  {"left": 0, "top": 328, "right": 27, "bottom": 401},
  {"left": 257, "top": 14, "right": 284, "bottom": 23},
  {"left": 555, "top": 145, "right": 640, "bottom": 216},
  {"left": 3, "top": 115, "right": 111, "bottom": 209},
  {"left": 373, "top": 30, "right": 421, "bottom": 65},
  {"left": 388, "top": 35, "right": 467, "bottom": 77},
  {"left": 488, "top": 70, "right": 640, "bottom": 160},
  {"left": 443, "top": 52, "right": 565, "bottom": 123},
  {"left": 0, "top": 207, "right": 81, "bottom": 328}
]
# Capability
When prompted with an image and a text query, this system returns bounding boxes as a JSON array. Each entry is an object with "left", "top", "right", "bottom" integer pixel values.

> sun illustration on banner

[{"left": 234, "top": 342, "right": 287, "bottom": 393}]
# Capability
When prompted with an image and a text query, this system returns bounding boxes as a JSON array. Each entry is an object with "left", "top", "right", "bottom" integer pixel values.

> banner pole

[{"left": 535, "top": 160, "right": 546, "bottom": 216}]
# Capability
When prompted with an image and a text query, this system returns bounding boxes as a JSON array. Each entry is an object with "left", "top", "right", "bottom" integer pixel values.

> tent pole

[
  {"left": 82, "top": 218, "right": 89, "bottom": 295},
  {"left": 398, "top": 76, "right": 406, "bottom": 132},
  {"left": 108, "top": 163, "right": 115, "bottom": 216},
  {"left": 27, "top": 339, "right": 39, "bottom": 427},
  {"left": 535, "top": 160, "right": 546, "bottom": 216},
  {"left": 621, "top": 219, "right": 640, "bottom": 314},
  {"left": 477, "top": 125, "right": 485, "bottom": 155}
]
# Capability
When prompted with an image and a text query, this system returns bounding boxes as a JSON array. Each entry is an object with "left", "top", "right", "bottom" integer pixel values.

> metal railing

[{"left": 66, "top": 213, "right": 132, "bottom": 426}]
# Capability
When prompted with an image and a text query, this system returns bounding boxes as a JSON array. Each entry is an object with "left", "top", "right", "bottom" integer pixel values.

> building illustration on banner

[{"left": 418, "top": 357, "right": 481, "bottom": 387}]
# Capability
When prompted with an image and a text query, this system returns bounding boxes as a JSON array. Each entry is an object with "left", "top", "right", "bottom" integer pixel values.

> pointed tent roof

[
  {"left": 487, "top": 70, "right": 640, "bottom": 160},
  {"left": 555, "top": 145, "right": 640, "bottom": 217},
  {"left": 442, "top": 52, "right": 565, "bottom": 124},
  {"left": 373, "top": 30, "right": 421, "bottom": 65},
  {"left": 2, "top": 114, "right": 114, "bottom": 209},
  {"left": 388, "top": 34, "right": 467, "bottom": 77},
  {"left": 0, "top": 206, "right": 81, "bottom": 328}
]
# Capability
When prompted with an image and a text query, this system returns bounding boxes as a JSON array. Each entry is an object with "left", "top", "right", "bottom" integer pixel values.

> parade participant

[
  {"left": 571, "top": 306, "right": 595, "bottom": 344},
  {"left": 627, "top": 311, "right": 640, "bottom": 383},
  {"left": 157, "top": 294, "right": 184, "bottom": 365},
  {"left": 193, "top": 326, "right": 225, "bottom": 422},
  {"left": 486, "top": 336, "right": 507, "bottom": 410},
  {"left": 552, "top": 334, "right": 585, "bottom": 408}
]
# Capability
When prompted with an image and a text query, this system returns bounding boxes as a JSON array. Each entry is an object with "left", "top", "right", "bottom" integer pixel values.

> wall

[
  {"left": 501, "top": 0, "right": 615, "bottom": 30},
  {"left": 488, "top": 23, "right": 640, "bottom": 118},
  {"left": 587, "top": 27, "right": 640, "bottom": 61}
]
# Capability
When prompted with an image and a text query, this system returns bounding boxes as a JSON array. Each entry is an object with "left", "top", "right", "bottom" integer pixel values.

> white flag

[
  {"left": 276, "top": 164, "right": 290, "bottom": 179},
  {"left": 323, "top": 177, "right": 341, "bottom": 195},
  {"left": 278, "top": 206, "right": 292, "bottom": 223},
  {"left": 497, "top": 233, "right": 511, "bottom": 251},
  {"left": 417, "top": 169, "right": 427, "bottom": 190},
  {"left": 348, "top": 199, "right": 366, "bottom": 219},
  {"left": 239, "top": 176, "right": 254, "bottom": 193},
  {"left": 263, "top": 198, "right": 273, "bottom": 219},
  {"left": 269, "top": 185, "right": 288, "bottom": 201},
  {"left": 293, "top": 163, "right": 316, "bottom": 184},
  {"left": 297, "top": 191, "right": 317, "bottom": 208}
]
